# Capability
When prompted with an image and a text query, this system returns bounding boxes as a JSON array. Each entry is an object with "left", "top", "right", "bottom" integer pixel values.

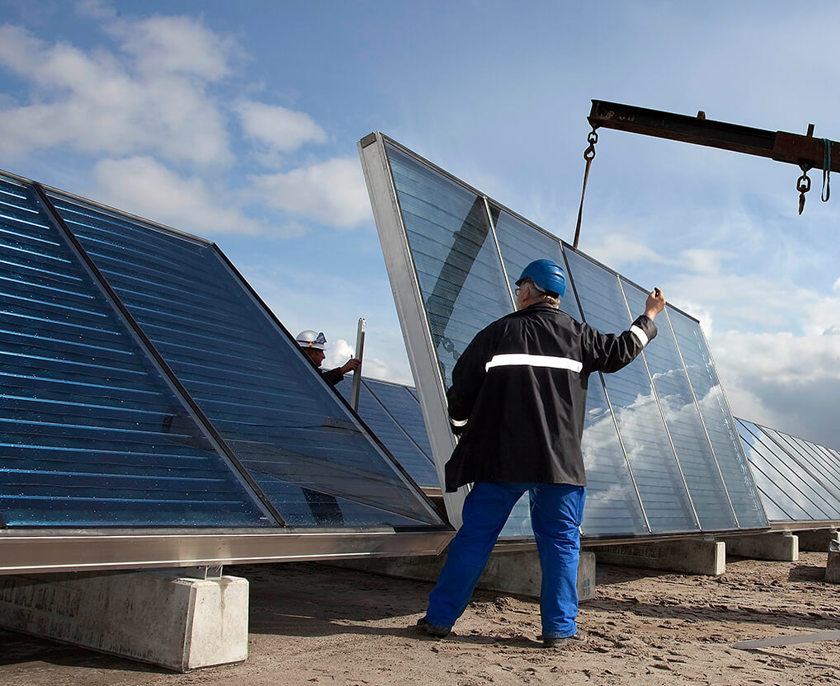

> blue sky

[{"left": 1, "top": 1, "right": 839, "bottom": 447}]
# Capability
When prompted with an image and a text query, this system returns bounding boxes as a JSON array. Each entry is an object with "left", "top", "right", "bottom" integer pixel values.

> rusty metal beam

[{"left": 589, "top": 100, "right": 840, "bottom": 173}]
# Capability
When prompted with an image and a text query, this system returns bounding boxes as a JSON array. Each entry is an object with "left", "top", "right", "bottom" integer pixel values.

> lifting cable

[
  {"left": 822, "top": 138, "right": 831, "bottom": 203},
  {"left": 573, "top": 127, "right": 598, "bottom": 249}
]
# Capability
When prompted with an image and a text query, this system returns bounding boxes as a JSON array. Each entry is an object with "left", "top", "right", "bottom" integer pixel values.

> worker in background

[
  {"left": 416, "top": 259, "right": 666, "bottom": 647},
  {"left": 295, "top": 330, "right": 361, "bottom": 386}
]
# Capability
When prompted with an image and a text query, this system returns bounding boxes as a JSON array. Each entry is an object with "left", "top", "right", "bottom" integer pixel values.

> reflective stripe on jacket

[{"left": 444, "top": 302, "right": 656, "bottom": 492}]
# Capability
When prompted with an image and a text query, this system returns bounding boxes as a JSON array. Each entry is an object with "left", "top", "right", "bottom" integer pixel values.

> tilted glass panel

[
  {"left": 739, "top": 419, "right": 838, "bottom": 521},
  {"left": 771, "top": 430, "right": 840, "bottom": 496},
  {"left": 386, "top": 144, "right": 511, "bottom": 388},
  {"left": 756, "top": 427, "right": 840, "bottom": 516},
  {"left": 564, "top": 249, "right": 697, "bottom": 533},
  {"left": 49, "top": 192, "right": 443, "bottom": 528},
  {"left": 0, "top": 175, "right": 270, "bottom": 527},
  {"left": 362, "top": 379, "right": 434, "bottom": 465},
  {"left": 668, "top": 310, "right": 767, "bottom": 528},
  {"left": 336, "top": 378, "right": 437, "bottom": 488},
  {"left": 621, "top": 280, "right": 736, "bottom": 531},
  {"left": 492, "top": 209, "right": 646, "bottom": 536},
  {"left": 736, "top": 421, "right": 810, "bottom": 521}
]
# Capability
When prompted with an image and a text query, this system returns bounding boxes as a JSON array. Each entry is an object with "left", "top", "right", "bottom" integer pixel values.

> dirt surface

[{"left": 1, "top": 551, "right": 839, "bottom": 685}]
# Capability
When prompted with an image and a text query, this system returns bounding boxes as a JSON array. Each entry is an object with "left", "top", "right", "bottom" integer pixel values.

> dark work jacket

[
  {"left": 322, "top": 367, "right": 345, "bottom": 386},
  {"left": 444, "top": 302, "right": 657, "bottom": 492}
]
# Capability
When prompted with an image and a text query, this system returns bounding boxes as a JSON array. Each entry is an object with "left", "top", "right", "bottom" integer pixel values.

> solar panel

[
  {"left": 0, "top": 175, "right": 269, "bottom": 527},
  {"left": 1, "top": 169, "right": 450, "bottom": 571},
  {"left": 737, "top": 418, "right": 840, "bottom": 525},
  {"left": 45, "top": 190, "right": 441, "bottom": 529},
  {"left": 359, "top": 132, "right": 768, "bottom": 539},
  {"left": 336, "top": 377, "right": 437, "bottom": 488}
]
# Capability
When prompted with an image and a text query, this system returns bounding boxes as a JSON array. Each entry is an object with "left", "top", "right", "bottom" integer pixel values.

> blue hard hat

[{"left": 515, "top": 259, "right": 566, "bottom": 298}]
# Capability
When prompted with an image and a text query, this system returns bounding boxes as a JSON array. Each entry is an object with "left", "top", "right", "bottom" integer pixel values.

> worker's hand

[
  {"left": 644, "top": 287, "right": 666, "bottom": 320},
  {"left": 340, "top": 358, "right": 361, "bottom": 374}
]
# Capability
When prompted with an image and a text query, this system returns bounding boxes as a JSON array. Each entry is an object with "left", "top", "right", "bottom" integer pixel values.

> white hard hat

[{"left": 295, "top": 330, "right": 327, "bottom": 350}]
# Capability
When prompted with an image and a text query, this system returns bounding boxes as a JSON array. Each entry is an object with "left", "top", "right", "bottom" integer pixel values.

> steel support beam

[{"left": 588, "top": 100, "right": 840, "bottom": 172}]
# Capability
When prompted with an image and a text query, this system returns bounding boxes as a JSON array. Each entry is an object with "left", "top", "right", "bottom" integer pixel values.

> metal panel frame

[
  {"left": 358, "top": 133, "right": 467, "bottom": 526},
  {"left": 0, "top": 529, "right": 452, "bottom": 575}
]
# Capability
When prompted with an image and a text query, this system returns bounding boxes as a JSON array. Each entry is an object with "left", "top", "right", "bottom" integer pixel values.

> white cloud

[
  {"left": 0, "top": 21, "right": 231, "bottom": 166},
  {"left": 235, "top": 100, "right": 327, "bottom": 154},
  {"left": 92, "top": 156, "right": 266, "bottom": 235},
  {"left": 713, "top": 328, "right": 840, "bottom": 448},
  {"left": 833, "top": 277, "right": 840, "bottom": 295},
  {"left": 110, "top": 15, "right": 233, "bottom": 79},
  {"left": 585, "top": 231, "right": 670, "bottom": 270},
  {"left": 250, "top": 157, "right": 371, "bottom": 229}
]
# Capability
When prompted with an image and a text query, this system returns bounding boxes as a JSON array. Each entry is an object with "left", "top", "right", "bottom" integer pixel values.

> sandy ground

[{"left": 1, "top": 551, "right": 839, "bottom": 685}]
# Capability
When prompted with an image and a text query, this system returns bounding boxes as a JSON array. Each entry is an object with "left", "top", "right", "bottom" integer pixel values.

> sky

[{"left": 1, "top": 0, "right": 839, "bottom": 448}]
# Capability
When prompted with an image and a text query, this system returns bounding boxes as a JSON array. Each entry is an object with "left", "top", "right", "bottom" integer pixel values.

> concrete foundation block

[
  {"left": 725, "top": 533, "right": 798, "bottom": 562},
  {"left": 797, "top": 529, "right": 839, "bottom": 552},
  {"left": 330, "top": 549, "right": 597, "bottom": 602},
  {"left": 825, "top": 551, "right": 840, "bottom": 584},
  {"left": 593, "top": 538, "right": 725, "bottom": 576},
  {"left": 0, "top": 571, "right": 248, "bottom": 672}
]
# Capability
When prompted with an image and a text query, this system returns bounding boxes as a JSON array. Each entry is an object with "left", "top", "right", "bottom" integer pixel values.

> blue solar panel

[
  {"left": 47, "top": 191, "right": 441, "bottom": 528},
  {"left": 0, "top": 175, "right": 271, "bottom": 527},
  {"left": 336, "top": 378, "right": 437, "bottom": 488}
]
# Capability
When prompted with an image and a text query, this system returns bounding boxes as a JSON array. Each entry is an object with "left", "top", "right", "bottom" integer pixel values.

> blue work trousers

[{"left": 425, "top": 481, "right": 586, "bottom": 639}]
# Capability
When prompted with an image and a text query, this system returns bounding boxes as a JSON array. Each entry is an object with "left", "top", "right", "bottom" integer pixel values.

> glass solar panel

[
  {"left": 738, "top": 419, "right": 840, "bottom": 521},
  {"left": 0, "top": 174, "right": 270, "bottom": 527},
  {"left": 737, "top": 419, "right": 840, "bottom": 524},
  {"left": 491, "top": 208, "right": 646, "bottom": 536},
  {"left": 387, "top": 144, "right": 511, "bottom": 388},
  {"left": 336, "top": 377, "right": 437, "bottom": 488},
  {"left": 669, "top": 312, "right": 767, "bottom": 529},
  {"left": 361, "top": 132, "right": 768, "bottom": 539},
  {"left": 362, "top": 379, "right": 435, "bottom": 468},
  {"left": 620, "top": 279, "right": 737, "bottom": 531},
  {"left": 565, "top": 249, "right": 698, "bottom": 533},
  {"left": 47, "top": 191, "right": 442, "bottom": 528}
]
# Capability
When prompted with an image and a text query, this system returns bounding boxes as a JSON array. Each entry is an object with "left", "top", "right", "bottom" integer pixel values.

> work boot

[
  {"left": 416, "top": 617, "right": 450, "bottom": 638},
  {"left": 539, "top": 632, "right": 581, "bottom": 648}
]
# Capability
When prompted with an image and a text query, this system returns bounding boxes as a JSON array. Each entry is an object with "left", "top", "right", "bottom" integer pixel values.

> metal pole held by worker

[{"left": 350, "top": 318, "right": 365, "bottom": 411}]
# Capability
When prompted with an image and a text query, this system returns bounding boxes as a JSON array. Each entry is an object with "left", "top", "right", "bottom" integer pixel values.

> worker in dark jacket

[
  {"left": 295, "top": 329, "right": 360, "bottom": 386},
  {"left": 417, "top": 259, "right": 666, "bottom": 647}
]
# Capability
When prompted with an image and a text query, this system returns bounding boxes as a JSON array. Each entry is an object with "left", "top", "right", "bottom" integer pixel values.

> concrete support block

[
  {"left": 593, "top": 538, "right": 725, "bottom": 576},
  {"left": 825, "top": 551, "right": 840, "bottom": 584},
  {"left": 797, "top": 529, "right": 838, "bottom": 552},
  {"left": 725, "top": 533, "right": 798, "bottom": 562},
  {"left": 0, "top": 570, "right": 248, "bottom": 672},
  {"left": 330, "top": 549, "right": 597, "bottom": 602}
]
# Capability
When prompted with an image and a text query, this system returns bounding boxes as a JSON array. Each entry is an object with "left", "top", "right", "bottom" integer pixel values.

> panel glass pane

[
  {"left": 771, "top": 431, "right": 840, "bottom": 494},
  {"left": 668, "top": 310, "right": 768, "bottom": 528},
  {"left": 492, "top": 209, "right": 646, "bottom": 536},
  {"left": 621, "top": 280, "right": 736, "bottom": 531},
  {"left": 336, "top": 378, "right": 437, "bottom": 488},
  {"left": 564, "top": 249, "right": 697, "bottom": 533},
  {"left": 736, "top": 421, "right": 809, "bottom": 521},
  {"left": 362, "top": 379, "right": 434, "bottom": 464},
  {"left": 492, "top": 209, "right": 577, "bottom": 317},
  {"left": 49, "top": 192, "right": 442, "bottom": 529},
  {"left": 386, "top": 144, "right": 511, "bottom": 388},
  {"left": 737, "top": 420, "right": 839, "bottom": 521},
  {"left": 0, "top": 175, "right": 269, "bottom": 527},
  {"left": 758, "top": 427, "right": 840, "bottom": 516}
]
